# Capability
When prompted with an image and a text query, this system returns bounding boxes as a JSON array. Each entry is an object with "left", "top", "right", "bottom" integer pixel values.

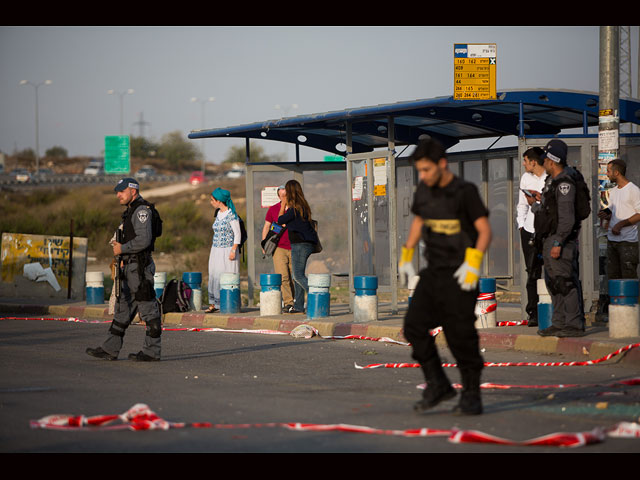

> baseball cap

[
  {"left": 114, "top": 177, "right": 140, "bottom": 192},
  {"left": 277, "top": 185, "right": 286, "bottom": 191},
  {"left": 543, "top": 139, "right": 568, "bottom": 164}
]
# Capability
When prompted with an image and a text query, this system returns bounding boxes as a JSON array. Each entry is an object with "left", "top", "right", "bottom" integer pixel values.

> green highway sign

[{"left": 104, "top": 135, "right": 130, "bottom": 174}]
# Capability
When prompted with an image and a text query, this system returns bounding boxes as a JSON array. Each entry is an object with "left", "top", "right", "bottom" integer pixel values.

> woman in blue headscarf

[{"left": 206, "top": 188, "right": 241, "bottom": 313}]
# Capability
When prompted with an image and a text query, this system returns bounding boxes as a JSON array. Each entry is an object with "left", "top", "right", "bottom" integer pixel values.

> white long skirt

[{"left": 208, "top": 245, "right": 240, "bottom": 307}]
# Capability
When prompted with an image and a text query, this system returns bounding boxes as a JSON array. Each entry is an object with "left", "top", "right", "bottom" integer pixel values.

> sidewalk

[{"left": 1, "top": 297, "right": 639, "bottom": 366}]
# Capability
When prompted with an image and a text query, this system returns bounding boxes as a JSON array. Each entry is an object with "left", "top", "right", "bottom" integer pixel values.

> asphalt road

[{"left": 1, "top": 317, "right": 639, "bottom": 453}]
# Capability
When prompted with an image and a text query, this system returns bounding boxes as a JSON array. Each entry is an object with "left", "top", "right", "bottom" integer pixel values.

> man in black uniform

[
  {"left": 400, "top": 138, "right": 492, "bottom": 415},
  {"left": 532, "top": 139, "right": 586, "bottom": 337},
  {"left": 86, "top": 177, "right": 163, "bottom": 361}
]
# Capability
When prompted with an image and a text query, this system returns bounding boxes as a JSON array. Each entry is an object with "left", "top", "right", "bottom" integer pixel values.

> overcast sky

[{"left": 1, "top": 26, "right": 638, "bottom": 164}]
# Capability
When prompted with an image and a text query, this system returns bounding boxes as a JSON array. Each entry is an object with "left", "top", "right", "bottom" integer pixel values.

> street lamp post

[
  {"left": 191, "top": 96, "right": 215, "bottom": 174},
  {"left": 19, "top": 79, "right": 52, "bottom": 173},
  {"left": 107, "top": 89, "right": 135, "bottom": 135}
]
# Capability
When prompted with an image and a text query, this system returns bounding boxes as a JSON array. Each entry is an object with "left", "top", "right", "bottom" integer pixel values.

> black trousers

[
  {"left": 520, "top": 229, "right": 544, "bottom": 320},
  {"left": 403, "top": 267, "right": 484, "bottom": 375}
]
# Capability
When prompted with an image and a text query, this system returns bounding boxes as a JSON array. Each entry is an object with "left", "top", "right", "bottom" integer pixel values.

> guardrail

[{"left": 0, "top": 173, "right": 192, "bottom": 188}]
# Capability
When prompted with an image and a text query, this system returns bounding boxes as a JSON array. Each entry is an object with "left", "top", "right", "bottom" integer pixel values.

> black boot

[
  {"left": 452, "top": 369, "right": 483, "bottom": 415},
  {"left": 414, "top": 361, "right": 456, "bottom": 413}
]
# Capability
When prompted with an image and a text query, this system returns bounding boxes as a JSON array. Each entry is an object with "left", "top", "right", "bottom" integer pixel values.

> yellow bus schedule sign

[{"left": 454, "top": 43, "right": 496, "bottom": 100}]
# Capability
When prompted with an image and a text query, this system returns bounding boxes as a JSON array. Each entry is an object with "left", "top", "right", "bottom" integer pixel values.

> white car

[
  {"left": 84, "top": 162, "right": 104, "bottom": 175},
  {"left": 11, "top": 169, "right": 31, "bottom": 183},
  {"left": 225, "top": 168, "right": 244, "bottom": 179},
  {"left": 135, "top": 165, "right": 156, "bottom": 179}
]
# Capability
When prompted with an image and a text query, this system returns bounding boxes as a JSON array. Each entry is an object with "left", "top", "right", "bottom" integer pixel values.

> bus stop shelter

[{"left": 189, "top": 89, "right": 640, "bottom": 315}]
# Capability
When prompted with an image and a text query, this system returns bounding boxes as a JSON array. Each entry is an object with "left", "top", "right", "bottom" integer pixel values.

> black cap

[
  {"left": 114, "top": 177, "right": 139, "bottom": 192},
  {"left": 543, "top": 139, "right": 568, "bottom": 164}
]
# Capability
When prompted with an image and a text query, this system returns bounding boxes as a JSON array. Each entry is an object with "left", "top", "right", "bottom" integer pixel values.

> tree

[
  {"left": 130, "top": 136, "right": 159, "bottom": 159},
  {"left": 45, "top": 146, "right": 68, "bottom": 158},
  {"left": 156, "top": 131, "right": 201, "bottom": 170}
]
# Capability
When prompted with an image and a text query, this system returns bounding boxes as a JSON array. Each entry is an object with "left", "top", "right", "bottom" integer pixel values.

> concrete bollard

[
  {"left": 154, "top": 272, "right": 167, "bottom": 299},
  {"left": 474, "top": 277, "right": 497, "bottom": 328},
  {"left": 537, "top": 278, "right": 553, "bottom": 330},
  {"left": 354, "top": 275, "right": 378, "bottom": 322},
  {"left": 260, "top": 274, "right": 282, "bottom": 316},
  {"left": 182, "top": 272, "right": 202, "bottom": 311},
  {"left": 85, "top": 271, "right": 104, "bottom": 305},
  {"left": 608, "top": 279, "right": 640, "bottom": 338},
  {"left": 407, "top": 275, "right": 420, "bottom": 305},
  {"left": 307, "top": 273, "right": 331, "bottom": 319},
  {"left": 220, "top": 273, "right": 241, "bottom": 314}
]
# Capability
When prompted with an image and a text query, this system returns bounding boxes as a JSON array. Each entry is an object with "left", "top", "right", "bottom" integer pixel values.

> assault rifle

[{"left": 114, "top": 229, "right": 123, "bottom": 301}]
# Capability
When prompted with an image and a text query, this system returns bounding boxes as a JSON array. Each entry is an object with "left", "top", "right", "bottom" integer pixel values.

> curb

[{"left": 2, "top": 302, "right": 640, "bottom": 367}]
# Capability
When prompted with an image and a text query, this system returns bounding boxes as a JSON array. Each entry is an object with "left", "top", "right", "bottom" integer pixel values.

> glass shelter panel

[
  {"left": 251, "top": 170, "right": 295, "bottom": 279},
  {"left": 487, "top": 158, "right": 509, "bottom": 278},
  {"left": 351, "top": 159, "right": 375, "bottom": 276},
  {"left": 302, "top": 169, "right": 349, "bottom": 276}
]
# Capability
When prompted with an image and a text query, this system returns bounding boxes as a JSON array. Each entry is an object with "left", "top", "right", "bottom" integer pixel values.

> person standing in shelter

[
  {"left": 400, "top": 138, "right": 491, "bottom": 416},
  {"left": 206, "top": 187, "right": 241, "bottom": 313},
  {"left": 598, "top": 159, "right": 640, "bottom": 283},
  {"left": 277, "top": 180, "right": 319, "bottom": 314},
  {"left": 517, "top": 147, "right": 548, "bottom": 327},
  {"left": 262, "top": 185, "right": 295, "bottom": 312},
  {"left": 86, "top": 177, "right": 163, "bottom": 362},
  {"left": 532, "top": 139, "right": 586, "bottom": 337}
]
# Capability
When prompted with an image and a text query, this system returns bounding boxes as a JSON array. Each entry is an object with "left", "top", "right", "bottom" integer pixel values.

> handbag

[
  {"left": 311, "top": 220, "right": 322, "bottom": 254},
  {"left": 261, "top": 222, "right": 286, "bottom": 258}
]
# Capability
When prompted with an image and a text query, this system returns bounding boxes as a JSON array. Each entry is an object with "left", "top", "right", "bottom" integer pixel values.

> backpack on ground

[{"left": 159, "top": 278, "right": 192, "bottom": 314}]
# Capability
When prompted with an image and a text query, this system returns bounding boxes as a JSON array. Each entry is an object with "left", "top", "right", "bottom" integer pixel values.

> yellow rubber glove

[
  {"left": 453, "top": 247, "right": 483, "bottom": 291},
  {"left": 398, "top": 246, "right": 416, "bottom": 286}
]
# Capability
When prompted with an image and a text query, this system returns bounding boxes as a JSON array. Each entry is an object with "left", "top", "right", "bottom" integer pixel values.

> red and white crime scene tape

[
  {"left": 5, "top": 316, "right": 640, "bottom": 448},
  {"left": 28, "top": 403, "right": 640, "bottom": 448},
  {"left": 355, "top": 342, "right": 640, "bottom": 369}
]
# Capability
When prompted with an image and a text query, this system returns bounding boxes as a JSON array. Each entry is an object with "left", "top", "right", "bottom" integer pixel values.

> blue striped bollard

[
  {"left": 154, "top": 272, "right": 167, "bottom": 299},
  {"left": 182, "top": 272, "right": 202, "bottom": 311},
  {"left": 474, "top": 277, "right": 497, "bottom": 328},
  {"left": 85, "top": 271, "right": 104, "bottom": 305},
  {"left": 537, "top": 278, "right": 553, "bottom": 330},
  {"left": 220, "top": 273, "right": 241, "bottom": 314},
  {"left": 260, "top": 273, "right": 282, "bottom": 316},
  {"left": 608, "top": 279, "right": 640, "bottom": 338},
  {"left": 354, "top": 275, "right": 378, "bottom": 322},
  {"left": 308, "top": 273, "right": 331, "bottom": 319}
]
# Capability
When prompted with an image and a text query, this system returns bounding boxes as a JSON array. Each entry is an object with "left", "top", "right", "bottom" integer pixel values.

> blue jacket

[{"left": 278, "top": 208, "right": 319, "bottom": 244}]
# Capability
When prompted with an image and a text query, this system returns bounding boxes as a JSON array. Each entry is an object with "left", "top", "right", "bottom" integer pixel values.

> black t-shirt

[{"left": 410, "top": 175, "right": 488, "bottom": 269}]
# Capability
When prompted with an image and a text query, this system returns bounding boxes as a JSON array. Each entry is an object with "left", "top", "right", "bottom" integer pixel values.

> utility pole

[
  {"left": 133, "top": 112, "right": 151, "bottom": 138},
  {"left": 596, "top": 26, "right": 620, "bottom": 322}
]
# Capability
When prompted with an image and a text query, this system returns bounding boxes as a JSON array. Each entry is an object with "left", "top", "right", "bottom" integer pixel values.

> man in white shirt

[
  {"left": 598, "top": 159, "right": 640, "bottom": 280},
  {"left": 517, "top": 147, "right": 548, "bottom": 327}
]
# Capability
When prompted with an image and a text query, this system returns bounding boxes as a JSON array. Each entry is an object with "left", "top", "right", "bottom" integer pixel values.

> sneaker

[
  {"left": 287, "top": 306, "right": 304, "bottom": 314},
  {"left": 86, "top": 347, "right": 117, "bottom": 361},
  {"left": 537, "top": 325, "right": 563, "bottom": 337},
  {"left": 283, "top": 305, "right": 294, "bottom": 313},
  {"left": 556, "top": 327, "right": 586, "bottom": 337},
  {"left": 527, "top": 318, "right": 538, "bottom": 327},
  {"left": 128, "top": 351, "right": 160, "bottom": 362}
]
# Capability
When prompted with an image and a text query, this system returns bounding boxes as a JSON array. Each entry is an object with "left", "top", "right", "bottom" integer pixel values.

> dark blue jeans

[{"left": 291, "top": 242, "right": 315, "bottom": 311}]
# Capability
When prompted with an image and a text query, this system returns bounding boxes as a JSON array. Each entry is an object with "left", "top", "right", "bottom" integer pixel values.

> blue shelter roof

[{"left": 188, "top": 89, "right": 640, "bottom": 155}]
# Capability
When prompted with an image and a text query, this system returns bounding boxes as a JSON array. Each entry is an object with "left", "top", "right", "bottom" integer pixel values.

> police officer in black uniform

[
  {"left": 532, "top": 139, "right": 586, "bottom": 337},
  {"left": 86, "top": 177, "right": 163, "bottom": 361},
  {"left": 400, "top": 138, "right": 492, "bottom": 415}
]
